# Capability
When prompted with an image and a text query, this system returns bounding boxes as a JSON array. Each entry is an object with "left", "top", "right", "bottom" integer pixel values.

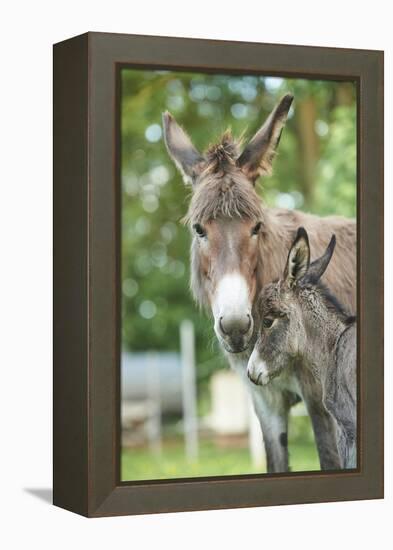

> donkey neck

[{"left": 300, "top": 308, "right": 348, "bottom": 380}]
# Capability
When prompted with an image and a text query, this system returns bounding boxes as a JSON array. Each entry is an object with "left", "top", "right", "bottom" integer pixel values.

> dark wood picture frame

[{"left": 53, "top": 32, "right": 384, "bottom": 517}]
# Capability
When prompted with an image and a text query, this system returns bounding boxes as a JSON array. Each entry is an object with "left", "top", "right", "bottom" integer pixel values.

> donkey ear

[
  {"left": 305, "top": 234, "right": 336, "bottom": 284},
  {"left": 162, "top": 112, "right": 206, "bottom": 186},
  {"left": 284, "top": 227, "right": 310, "bottom": 287},
  {"left": 237, "top": 93, "right": 294, "bottom": 183}
]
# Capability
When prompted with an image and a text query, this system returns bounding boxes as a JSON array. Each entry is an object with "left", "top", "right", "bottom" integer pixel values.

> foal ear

[
  {"left": 284, "top": 227, "right": 310, "bottom": 287},
  {"left": 305, "top": 234, "right": 336, "bottom": 284},
  {"left": 162, "top": 112, "right": 206, "bottom": 186},
  {"left": 237, "top": 93, "right": 294, "bottom": 183}
]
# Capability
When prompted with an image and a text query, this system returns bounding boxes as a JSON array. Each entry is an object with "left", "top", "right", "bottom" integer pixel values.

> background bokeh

[{"left": 120, "top": 69, "right": 356, "bottom": 481}]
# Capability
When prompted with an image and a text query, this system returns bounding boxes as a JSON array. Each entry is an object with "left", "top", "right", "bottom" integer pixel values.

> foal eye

[
  {"left": 193, "top": 223, "right": 206, "bottom": 238},
  {"left": 252, "top": 222, "right": 262, "bottom": 236},
  {"left": 263, "top": 317, "right": 274, "bottom": 329}
]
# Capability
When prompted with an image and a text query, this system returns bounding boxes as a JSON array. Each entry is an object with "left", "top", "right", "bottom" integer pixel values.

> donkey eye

[
  {"left": 263, "top": 317, "right": 274, "bottom": 329},
  {"left": 252, "top": 222, "right": 262, "bottom": 236},
  {"left": 193, "top": 223, "right": 206, "bottom": 238}
]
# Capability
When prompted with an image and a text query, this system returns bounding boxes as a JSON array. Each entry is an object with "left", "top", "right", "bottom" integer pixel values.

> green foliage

[
  {"left": 314, "top": 105, "right": 357, "bottom": 217},
  {"left": 121, "top": 70, "right": 356, "bottom": 371}
]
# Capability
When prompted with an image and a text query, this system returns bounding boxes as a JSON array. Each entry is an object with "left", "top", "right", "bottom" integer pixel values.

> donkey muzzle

[
  {"left": 219, "top": 313, "right": 251, "bottom": 336},
  {"left": 212, "top": 272, "right": 254, "bottom": 353},
  {"left": 247, "top": 348, "right": 271, "bottom": 385},
  {"left": 217, "top": 313, "right": 253, "bottom": 353}
]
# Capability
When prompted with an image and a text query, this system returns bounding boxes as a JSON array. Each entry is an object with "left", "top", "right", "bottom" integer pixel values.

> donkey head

[
  {"left": 163, "top": 94, "right": 293, "bottom": 353},
  {"left": 247, "top": 227, "right": 340, "bottom": 384}
]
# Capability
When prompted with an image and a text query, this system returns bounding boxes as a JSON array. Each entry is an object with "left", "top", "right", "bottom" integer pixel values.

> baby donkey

[{"left": 248, "top": 227, "right": 357, "bottom": 469}]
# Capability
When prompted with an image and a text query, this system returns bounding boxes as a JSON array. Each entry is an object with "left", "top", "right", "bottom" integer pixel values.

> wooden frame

[{"left": 53, "top": 32, "right": 384, "bottom": 517}]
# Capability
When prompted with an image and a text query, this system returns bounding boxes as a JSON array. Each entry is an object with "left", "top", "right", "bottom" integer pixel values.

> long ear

[
  {"left": 237, "top": 93, "right": 294, "bottom": 183},
  {"left": 283, "top": 227, "right": 310, "bottom": 287},
  {"left": 305, "top": 234, "right": 336, "bottom": 283},
  {"left": 162, "top": 112, "right": 206, "bottom": 186}
]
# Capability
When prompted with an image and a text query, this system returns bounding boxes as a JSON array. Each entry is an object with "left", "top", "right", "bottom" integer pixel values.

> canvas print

[{"left": 120, "top": 69, "right": 357, "bottom": 481}]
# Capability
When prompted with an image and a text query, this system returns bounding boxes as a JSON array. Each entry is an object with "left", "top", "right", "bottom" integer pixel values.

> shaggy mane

[
  {"left": 316, "top": 282, "right": 354, "bottom": 324},
  {"left": 183, "top": 131, "right": 263, "bottom": 225},
  {"left": 205, "top": 131, "right": 242, "bottom": 172}
]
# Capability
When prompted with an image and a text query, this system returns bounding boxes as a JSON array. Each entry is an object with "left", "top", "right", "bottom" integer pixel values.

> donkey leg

[
  {"left": 249, "top": 384, "right": 293, "bottom": 473},
  {"left": 306, "top": 402, "right": 342, "bottom": 470}
]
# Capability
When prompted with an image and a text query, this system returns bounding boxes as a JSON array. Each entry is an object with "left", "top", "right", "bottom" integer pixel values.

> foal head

[
  {"left": 247, "top": 227, "right": 352, "bottom": 385},
  {"left": 163, "top": 94, "right": 293, "bottom": 353}
]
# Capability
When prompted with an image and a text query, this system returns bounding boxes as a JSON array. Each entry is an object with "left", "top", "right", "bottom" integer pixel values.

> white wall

[{"left": 1, "top": 1, "right": 391, "bottom": 548}]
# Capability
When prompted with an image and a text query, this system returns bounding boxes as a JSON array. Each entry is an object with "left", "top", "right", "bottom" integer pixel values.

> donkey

[
  {"left": 162, "top": 93, "right": 356, "bottom": 472},
  {"left": 247, "top": 227, "right": 357, "bottom": 468}
]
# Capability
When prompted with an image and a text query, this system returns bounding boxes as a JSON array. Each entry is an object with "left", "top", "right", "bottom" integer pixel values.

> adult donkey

[{"left": 162, "top": 94, "right": 356, "bottom": 472}]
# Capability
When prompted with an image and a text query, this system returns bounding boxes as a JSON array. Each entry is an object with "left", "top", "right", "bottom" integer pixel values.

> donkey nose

[{"left": 219, "top": 314, "right": 251, "bottom": 336}]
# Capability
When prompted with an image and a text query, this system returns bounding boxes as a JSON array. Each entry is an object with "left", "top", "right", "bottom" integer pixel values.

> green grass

[{"left": 121, "top": 415, "right": 320, "bottom": 481}]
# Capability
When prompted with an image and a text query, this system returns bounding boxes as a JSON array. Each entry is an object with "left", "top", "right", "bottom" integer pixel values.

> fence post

[
  {"left": 180, "top": 320, "right": 199, "bottom": 461},
  {"left": 146, "top": 352, "right": 162, "bottom": 455}
]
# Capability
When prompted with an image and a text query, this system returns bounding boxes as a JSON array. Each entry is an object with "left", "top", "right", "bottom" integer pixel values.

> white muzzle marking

[
  {"left": 247, "top": 347, "right": 271, "bottom": 385},
  {"left": 212, "top": 273, "right": 251, "bottom": 322}
]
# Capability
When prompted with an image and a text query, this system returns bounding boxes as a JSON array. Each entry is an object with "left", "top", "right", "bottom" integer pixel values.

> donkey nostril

[
  {"left": 219, "top": 316, "right": 228, "bottom": 335},
  {"left": 238, "top": 314, "right": 252, "bottom": 335}
]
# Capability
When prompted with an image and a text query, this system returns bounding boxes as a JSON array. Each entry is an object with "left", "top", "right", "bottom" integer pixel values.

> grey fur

[{"left": 248, "top": 228, "right": 357, "bottom": 469}]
